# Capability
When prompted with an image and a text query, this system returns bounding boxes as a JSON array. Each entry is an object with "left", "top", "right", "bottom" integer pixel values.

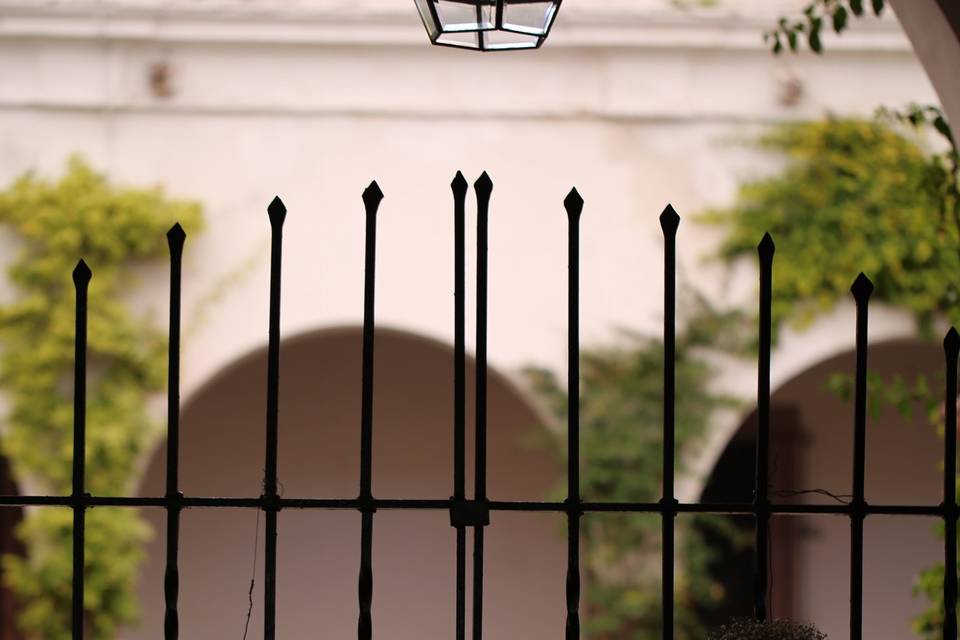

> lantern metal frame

[{"left": 414, "top": 0, "right": 563, "bottom": 51}]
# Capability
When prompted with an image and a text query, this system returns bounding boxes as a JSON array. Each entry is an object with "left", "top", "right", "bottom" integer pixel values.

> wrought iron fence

[{"left": 0, "top": 172, "right": 957, "bottom": 640}]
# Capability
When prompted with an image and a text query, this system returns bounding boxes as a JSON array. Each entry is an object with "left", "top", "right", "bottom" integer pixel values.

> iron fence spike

[
  {"left": 363, "top": 181, "right": 384, "bottom": 208},
  {"left": 167, "top": 223, "right": 186, "bottom": 246},
  {"left": 564, "top": 188, "right": 583, "bottom": 219},
  {"left": 474, "top": 171, "right": 493, "bottom": 198},
  {"left": 73, "top": 259, "right": 92, "bottom": 285},
  {"left": 758, "top": 232, "right": 775, "bottom": 261},
  {"left": 451, "top": 171, "right": 468, "bottom": 196},
  {"left": 850, "top": 272, "right": 874, "bottom": 301},
  {"left": 946, "top": 327, "right": 960, "bottom": 356},
  {"left": 659, "top": 204, "right": 680, "bottom": 235},
  {"left": 267, "top": 196, "right": 287, "bottom": 226}
]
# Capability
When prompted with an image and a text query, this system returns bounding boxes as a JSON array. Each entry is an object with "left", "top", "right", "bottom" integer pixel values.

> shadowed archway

[
  {"left": 0, "top": 454, "right": 25, "bottom": 640},
  {"left": 128, "top": 326, "right": 566, "bottom": 639},
  {"left": 696, "top": 340, "right": 945, "bottom": 639}
]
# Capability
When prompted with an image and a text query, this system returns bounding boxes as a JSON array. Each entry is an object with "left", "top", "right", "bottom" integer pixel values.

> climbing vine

[
  {"left": 703, "top": 117, "right": 959, "bottom": 335},
  {"left": 765, "top": 0, "right": 887, "bottom": 55},
  {"left": 0, "top": 157, "right": 202, "bottom": 639}
]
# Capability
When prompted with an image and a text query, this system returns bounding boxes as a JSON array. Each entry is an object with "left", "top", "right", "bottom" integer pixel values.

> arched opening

[
  {"left": 697, "top": 340, "right": 945, "bottom": 638},
  {"left": 128, "top": 326, "right": 565, "bottom": 638},
  {"left": 0, "top": 454, "right": 25, "bottom": 640}
]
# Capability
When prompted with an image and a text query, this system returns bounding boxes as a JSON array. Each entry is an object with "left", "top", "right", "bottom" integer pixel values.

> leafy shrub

[
  {"left": 708, "top": 618, "right": 827, "bottom": 640},
  {"left": 0, "top": 157, "right": 202, "bottom": 638},
  {"left": 703, "top": 117, "right": 958, "bottom": 338},
  {"left": 526, "top": 300, "right": 749, "bottom": 639}
]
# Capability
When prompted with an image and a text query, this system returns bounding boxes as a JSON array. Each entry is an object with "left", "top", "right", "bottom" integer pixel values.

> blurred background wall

[{"left": 0, "top": 1, "right": 947, "bottom": 638}]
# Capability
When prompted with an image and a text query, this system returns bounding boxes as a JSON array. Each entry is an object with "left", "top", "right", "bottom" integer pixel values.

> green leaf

[
  {"left": 872, "top": 0, "right": 885, "bottom": 15},
  {"left": 934, "top": 116, "right": 954, "bottom": 143},
  {"left": 808, "top": 25, "right": 823, "bottom": 53},
  {"left": 787, "top": 28, "right": 799, "bottom": 52},
  {"left": 832, "top": 6, "right": 849, "bottom": 33},
  {"left": 850, "top": 0, "right": 864, "bottom": 16}
]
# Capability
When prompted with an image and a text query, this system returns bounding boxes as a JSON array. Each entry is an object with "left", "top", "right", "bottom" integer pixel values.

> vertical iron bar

[
  {"left": 659, "top": 205, "right": 680, "bottom": 640},
  {"left": 72, "top": 260, "right": 91, "bottom": 640},
  {"left": 473, "top": 172, "right": 493, "bottom": 640},
  {"left": 754, "top": 233, "right": 775, "bottom": 621},
  {"left": 850, "top": 273, "right": 873, "bottom": 640},
  {"left": 564, "top": 189, "right": 583, "bottom": 640},
  {"left": 263, "top": 197, "right": 286, "bottom": 640},
  {"left": 451, "top": 172, "right": 468, "bottom": 640},
  {"left": 358, "top": 182, "right": 383, "bottom": 640},
  {"left": 476, "top": 3, "right": 486, "bottom": 50},
  {"left": 164, "top": 225, "right": 186, "bottom": 640},
  {"left": 456, "top": 529, "right": 466, "bottom": 640},
  {"left": 944, "top": 327, "right": 959, "bottom": 640},
  {"left": 358, "top": 514, "right": 373, "bottom": 637}
]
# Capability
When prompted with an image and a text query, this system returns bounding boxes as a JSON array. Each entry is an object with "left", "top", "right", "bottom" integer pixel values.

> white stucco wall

[{"left": 0, "top": 0, "right": 939, "bottom": 416}]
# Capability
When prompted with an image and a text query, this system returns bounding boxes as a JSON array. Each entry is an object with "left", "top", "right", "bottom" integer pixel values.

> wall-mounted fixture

[{"left": 415, "top": 0, "right": 562, "bottom": 51}]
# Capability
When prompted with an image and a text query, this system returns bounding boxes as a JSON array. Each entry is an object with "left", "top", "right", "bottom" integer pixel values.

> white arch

[
  {"left": 174, "top": 307, "right": 929, "bottom": 505},
  {"left": 141, "top": 322, "right": 560, "bottom": 492},
  {"left": 678, "top": 301, "right": 922, "bottom": 502},
  {"left": 131, "top": 323, "right": 568, "bottom": 639}
]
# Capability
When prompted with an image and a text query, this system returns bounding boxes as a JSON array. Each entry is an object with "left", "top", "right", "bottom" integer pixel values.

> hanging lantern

[{"left": 414, "top": 0, "right": 563, "bottom": 51}]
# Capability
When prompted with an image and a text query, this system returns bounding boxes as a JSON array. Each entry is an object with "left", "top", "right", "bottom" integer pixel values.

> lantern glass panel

[
  {"left": 437, "top": 30, "right": 481, "bottom": 49},
  {"left": 436, "top": 0, "right": 495, "bottom": 32},
  {"left": 502, "top": 1, "right": 558, "bottom": 35},
  {"left": 414, "top": 0, "right": 440, "bottom": 39},
  {"left": 483, "top": 29, "right": 540, "bottom": 50}
]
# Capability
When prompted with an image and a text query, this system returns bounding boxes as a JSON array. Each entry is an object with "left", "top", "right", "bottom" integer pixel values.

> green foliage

[
  {"left": 3, "top": 509, "right": 151, "bottom": 639},
  {"left": 708, "top": 618, "right": 827, "bottom": 640},
  {"left": 702, "top": 118, "right": 960, "bottom": 337},
  {"left": 766, "top": 0, "right": 886, "bottom": 54},
  {"left": 0, "top": 157, "right": 202, "bottom": 638},
  {"left": 524, "top": 307, "right": 745, "bottom": 639},
  {"left": 825, "top": 370, "right": 941, "bottom": 427}
]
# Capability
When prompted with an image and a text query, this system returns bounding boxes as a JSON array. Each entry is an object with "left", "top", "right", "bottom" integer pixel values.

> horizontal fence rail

[{"left": 0, "top": 174, "right": 957, "bottom": 640}]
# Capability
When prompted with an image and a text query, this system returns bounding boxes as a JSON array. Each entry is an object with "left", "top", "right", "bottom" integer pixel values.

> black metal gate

[{"left": 0, "top": 172, "right": 957, "bottom": 640}]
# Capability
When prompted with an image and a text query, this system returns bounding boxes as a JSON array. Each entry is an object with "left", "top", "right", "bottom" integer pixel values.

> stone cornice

[{"left": 0, "top": 1, "right": 912, "bottom": 52}]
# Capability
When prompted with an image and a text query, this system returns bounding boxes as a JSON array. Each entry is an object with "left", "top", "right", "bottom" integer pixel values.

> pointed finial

[
  {"left": 757, "top": 232, "right": 775, "bottom": 263},
  {"left": 474, "top": 171, "right": 493, "bottom": 200},
  {"left": 945, "top": 327, "right": 960, "bottom": 358},
  {"left": 363, "top": 181, "right": 384, "bottom": 212},
  {"left": 268, "top": 196, "right": 286, "bottom": 227},
  {"left": 659, "top": 204, "right": 680, "bottom": 236},
  {"left": 850, "top": 272, "right": 874, "bottom": 302},
  {"left": 451, "top": 171, "right": 468, "bottom": 198},
  {"left": 73, "top": 259, "right": 92, "bottom": 286},
  {"left": 564, "top": 188, "right": 583, "bottom": 220},
  {"left": 167, "top": 223, "right": 186, "bottom": 254}
]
